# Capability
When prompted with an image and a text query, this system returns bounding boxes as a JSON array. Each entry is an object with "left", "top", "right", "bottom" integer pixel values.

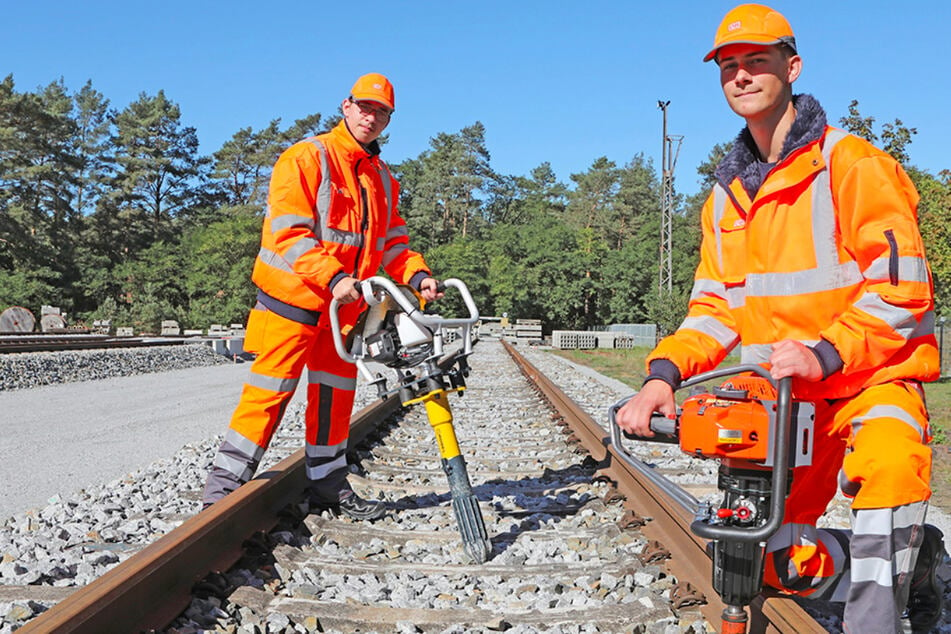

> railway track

[
  {"left": 0, "top": 334, "right": 191, "bottom": 354},
  {"left": 11, "top": 339, "right": 834, "bottom": 633}
]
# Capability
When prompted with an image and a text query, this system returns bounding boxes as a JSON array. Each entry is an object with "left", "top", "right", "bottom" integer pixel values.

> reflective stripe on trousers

[{"left": 202, "top": 309, "right": 358, "bottom": 505}]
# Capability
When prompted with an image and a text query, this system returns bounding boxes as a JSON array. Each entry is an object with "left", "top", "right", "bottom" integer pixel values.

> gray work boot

[
  {"left": 309, "top": 481, "right": 386, "bottom": 521},
  {"left": 904, "top": 524, "right": 946, "bottom": 633}
]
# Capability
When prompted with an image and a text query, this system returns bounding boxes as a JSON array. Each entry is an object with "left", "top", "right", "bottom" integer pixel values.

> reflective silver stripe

[
  {"left": 745, "top": 261, "right": 862, "bottom": 296},
  {"left": 270, "top": 212, "right": 316, "bottom": 233},
  {"left": 850, "top": 555, "right": 893, "bottom": 587},
  {"left": 224, "top": 428, "right": 266, "bottom": 460},
  {"left": 711, "top": 185, "right": 727, "bottom": 269},
  {"left": 307, "top": 369, "right": 357, "bottom": 391},
  {"left": 247, "top": 370, "right": 299, "bottom": 393},
  {"left": 386, "top": 225, "right": 409, "bottom": 241},
  {"left": 741, "top": 344, "right": 771, "bottom": 364},
  {"left": 678, "top": 315, "right": 738, "bottom": 349},
  {"left": 377, "top": 161, "right": 394, "bottom": 224},
  {"left": 381, "top": 242, "right": 408, "bottom": 267},
  {"left": 851, "top": 404, "right": 926, "bottom": 441},
  {"left": 323, "top": 226, "right": 363, "bottom": 248},
  {"left": 689, "top": 278, "right": 725, "bottom": 301},
  {"left": 283, "top": 236, "right": 319, "bottom": 266},
  {"left": 258, "top": 246, "right": 294, "bottom": 274},
  {"left": 854, "top": 293, "right": 918, "bottom": 338},
  {"left": 312, "top": 139, "right": 332, "bottom": 224},
  {"left": 306, "top": 440, "right": 347, "bottom": 459},
  {"left": 741, "top": 340, "right": 821, "bottom": 364},
  {"left": 864, "top": 255, "right": 931, "bottom": 284},
  {"left": 853, "top": 504, "right": 924, "bottom": 535},
  {"left": 306, "top": 453, "right": 347, "bottom": 480},
  {"left": 725, "top": 286, "right": 745, "bottom": 309},
  {"left": 381, "top": 225, "right": 410, "bottom": 265},
  {"left": 213, "top": 452, "right": 255, "bottom": 480},
  {"left": 376, "top": 237, "right": 386, "bottom": 251},
  {"left": 307, "top": 138, "right": 334, "bottom": 243},
  {"left": 690, "top": 277, "right": 745, "bottom": 310},
  {"left": 811, "top": 130, "right": 842, "bottom": 271}
]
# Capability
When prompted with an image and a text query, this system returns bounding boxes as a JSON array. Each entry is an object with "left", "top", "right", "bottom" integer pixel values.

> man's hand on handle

[
  {"left": 332, "top": 276, "right": 362, "bottom": 304},
  {"left": 418, "top": 277, "right": 444, "bottom": 302},
  {"left": 614, "top": 379, "right": 677, "bottom": 438},
  {"left": 768, "top": 339, "right": 823, "bottom": 381}
]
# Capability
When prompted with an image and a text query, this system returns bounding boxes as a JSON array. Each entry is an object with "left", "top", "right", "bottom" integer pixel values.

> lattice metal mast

[{"left": 657, "top": 100, "right": 683, "bottom": 296}]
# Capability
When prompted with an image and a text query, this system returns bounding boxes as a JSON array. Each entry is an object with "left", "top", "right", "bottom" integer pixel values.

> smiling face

[
  {"left": 716, "top": 43, "right": 801, "bottom": 124},
  {"left": 342, "top": 98, "right": 392, "bottom": 145}
]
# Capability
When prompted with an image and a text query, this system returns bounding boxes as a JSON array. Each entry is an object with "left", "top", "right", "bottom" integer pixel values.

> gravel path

[{"left": 0, "top": 344, "right": 273, "bottom": 519}]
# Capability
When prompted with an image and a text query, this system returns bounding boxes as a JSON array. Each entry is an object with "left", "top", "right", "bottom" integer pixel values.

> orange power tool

[{"left": 610, "top": 365, "right": 816, "bottom": 633}]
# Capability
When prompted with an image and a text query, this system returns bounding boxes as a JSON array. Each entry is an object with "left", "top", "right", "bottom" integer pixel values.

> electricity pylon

[{"left": 658, "top": 100, "right": 683, "bottom": 297}]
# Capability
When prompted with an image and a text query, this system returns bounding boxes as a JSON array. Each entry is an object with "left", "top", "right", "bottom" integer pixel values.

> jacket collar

[
  {"left": 715, "top": 94, "right": 828, "bottom": 198},
  {"left": 331, "top": 120, "right": 382, "bottom": 159}
]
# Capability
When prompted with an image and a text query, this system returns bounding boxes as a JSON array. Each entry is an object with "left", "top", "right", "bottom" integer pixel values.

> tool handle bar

[
  {"left": 677, "top": 363, "right": 776, "bottom": 391},
  {"left": 607, "top": 395, "right": 679, "bottom": 444},
  {"left": 329, "top": 296, "right": 353, "bottom": 364},
  {"left": 329, "top": 276, "right": 480, "bottom": 364},
  {"left": 359, "top": 276, "right": 479, "bottom": 327}
]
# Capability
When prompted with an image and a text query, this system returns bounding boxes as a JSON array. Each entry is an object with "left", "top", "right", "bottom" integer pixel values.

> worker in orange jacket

[
  {"left": 202, "top": 73, "right": 442, "bottom": 520},
  {"left": 615, "top": 5, "right": 944, "bottom": 632}
]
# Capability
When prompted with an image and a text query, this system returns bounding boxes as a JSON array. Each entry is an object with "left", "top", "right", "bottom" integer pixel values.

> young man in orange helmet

[
  {"left": 615, "top": 4, "right": 944, "bottom": 631},
  {"left": 201, "top": 73, "right": 442, "bottom": 520}
]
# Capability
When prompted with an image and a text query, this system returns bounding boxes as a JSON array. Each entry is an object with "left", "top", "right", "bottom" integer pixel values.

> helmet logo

[{"left": 727, "top": 20, "right": 742, "bottom": 32}]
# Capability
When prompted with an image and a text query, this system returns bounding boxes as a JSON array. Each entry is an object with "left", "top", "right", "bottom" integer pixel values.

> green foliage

[
  {"left": 179, "top": 205, "right": 262, "bottom": 329},
  {"left": 839, "top": 99, "right": 917, "bottom": 165},
  {"left": 393, "top": 122, "right": 494, "bottom": 251},
  {"left": 0, "top": 75, "right": 947, "bottom": 343},
  {"left": 910, "top": 168, "right": 951, "bottom": 317}
]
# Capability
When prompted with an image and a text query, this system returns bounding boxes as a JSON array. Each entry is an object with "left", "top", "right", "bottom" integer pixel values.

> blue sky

[{"left": 3, "top": 1, "right": 948, "bottom": 198}]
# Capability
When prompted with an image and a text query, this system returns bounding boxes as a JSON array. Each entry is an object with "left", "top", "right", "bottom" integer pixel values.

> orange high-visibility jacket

[
  {"left": 649, "top": 126, "right": 939, "bottom": 400},
  {"left": 251, "top": 121, "right": 429, "bottom": 319}
]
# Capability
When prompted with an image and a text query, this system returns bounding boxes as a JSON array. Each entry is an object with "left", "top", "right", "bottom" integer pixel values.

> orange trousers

[
  {"left": 201, "top": 305, "right": 359, "bottom": 505},
  {"left": 762, "top": 380, "right": 932, "bottom": 631}
]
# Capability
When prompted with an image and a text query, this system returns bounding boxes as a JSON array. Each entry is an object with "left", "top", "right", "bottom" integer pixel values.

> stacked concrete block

[
  {"left": 515, "top": 319, "right": 543, "bottom": 344},
  {"left": 614, "top": 335, "right": 637, "bottom": 349},
  {"left": 576, "top": 331, "right": 597, "bottom": 349},
  {"left": 91, "top": 319, "right": 111, "bottom": 335},
  {"left": 594, "top": 332, "right": 617, "bottom": 349},
  {"left": 161, "top": 320, "right": 181, "bottom": 336},
  {"left": 551, "top": 331, "right": 577, "bottom": 349}
]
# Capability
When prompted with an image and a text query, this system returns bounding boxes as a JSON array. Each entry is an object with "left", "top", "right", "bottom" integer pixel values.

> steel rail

[
  {"left": 501, "top": 341, "right": 826, "bottom": 634},
  {"left": 0, "top": 335, "right": 189, "bottom": 354},
  {"left": 16, "top": 345, "right": 472, "bottom": 633},
  {"left": 17, "top": 395, "right": 402, "bottom": 634}
]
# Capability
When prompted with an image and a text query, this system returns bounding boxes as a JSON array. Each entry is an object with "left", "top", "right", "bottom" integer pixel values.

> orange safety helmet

[
  {"left": 350, "top": 73, "right": 395, "bottom": 111},
  {"left": 704, "top": 3, "right": 797, "bottom": 62}
]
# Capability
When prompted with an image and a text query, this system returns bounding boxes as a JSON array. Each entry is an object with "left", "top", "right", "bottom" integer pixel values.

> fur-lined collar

[{"left": 714, "top": 94, "right": 828, "bottom": 198}]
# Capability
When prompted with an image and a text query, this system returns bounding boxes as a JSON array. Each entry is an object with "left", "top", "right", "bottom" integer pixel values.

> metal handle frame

[
  {"left": 609, "top": 364, "right": 793, "bottom": 543},
  {"left": 329, "top": 277, "right": 480, "bottom": 375}
]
